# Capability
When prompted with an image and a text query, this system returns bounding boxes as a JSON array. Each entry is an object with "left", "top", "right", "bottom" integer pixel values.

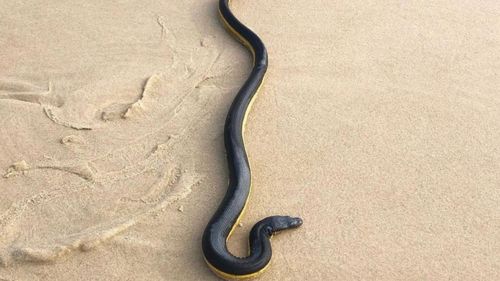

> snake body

[{"left": 202, "top": 0, "right": 303, "bottom": 279}]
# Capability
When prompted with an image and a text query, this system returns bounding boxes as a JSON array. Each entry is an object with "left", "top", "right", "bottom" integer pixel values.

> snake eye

[{"left": 265, "top": 226, "right": 273, "bottom": 236}]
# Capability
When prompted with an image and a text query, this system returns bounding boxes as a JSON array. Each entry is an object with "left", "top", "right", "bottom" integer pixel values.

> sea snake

[{"left": 202, "top": 0, "right": 303, "bottom": 279}]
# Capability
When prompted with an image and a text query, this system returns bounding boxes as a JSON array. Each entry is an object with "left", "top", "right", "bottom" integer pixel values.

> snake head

[{"left": 262, "top": 216, "right": 303, "bottom": 235}]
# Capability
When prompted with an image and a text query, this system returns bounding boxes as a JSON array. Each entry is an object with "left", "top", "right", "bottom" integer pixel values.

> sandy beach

[{"left": 0, "top": 0, "right": 499, "bottom": 280}]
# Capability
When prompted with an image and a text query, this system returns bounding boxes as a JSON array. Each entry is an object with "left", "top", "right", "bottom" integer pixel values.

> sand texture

[{"left": 0, "top": 0, "right": 499, "bottom": 280}]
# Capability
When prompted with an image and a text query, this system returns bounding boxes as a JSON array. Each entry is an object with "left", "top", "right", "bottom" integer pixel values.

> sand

[{"left": 0, "top": 0, "right": 499, "bottom": 280}]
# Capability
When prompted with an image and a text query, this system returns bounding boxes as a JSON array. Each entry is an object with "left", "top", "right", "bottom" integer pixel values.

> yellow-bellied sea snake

[{"left": 202, "top": 0, "right": 303, "bottom": 279}]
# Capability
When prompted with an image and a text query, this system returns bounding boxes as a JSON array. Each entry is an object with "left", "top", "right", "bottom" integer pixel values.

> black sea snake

[{"left": 202, "top": 0, "right": 303, "bottom": 279}]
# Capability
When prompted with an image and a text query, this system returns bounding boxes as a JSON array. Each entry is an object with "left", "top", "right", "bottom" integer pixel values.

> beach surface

[{"left": 0, "top": 0, "right": 499, "bottom": 280}]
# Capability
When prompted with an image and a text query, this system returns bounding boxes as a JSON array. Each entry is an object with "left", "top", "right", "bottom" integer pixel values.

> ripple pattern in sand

[{"left": 0, "top": 30, "right": 224, "bottom": 267}]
